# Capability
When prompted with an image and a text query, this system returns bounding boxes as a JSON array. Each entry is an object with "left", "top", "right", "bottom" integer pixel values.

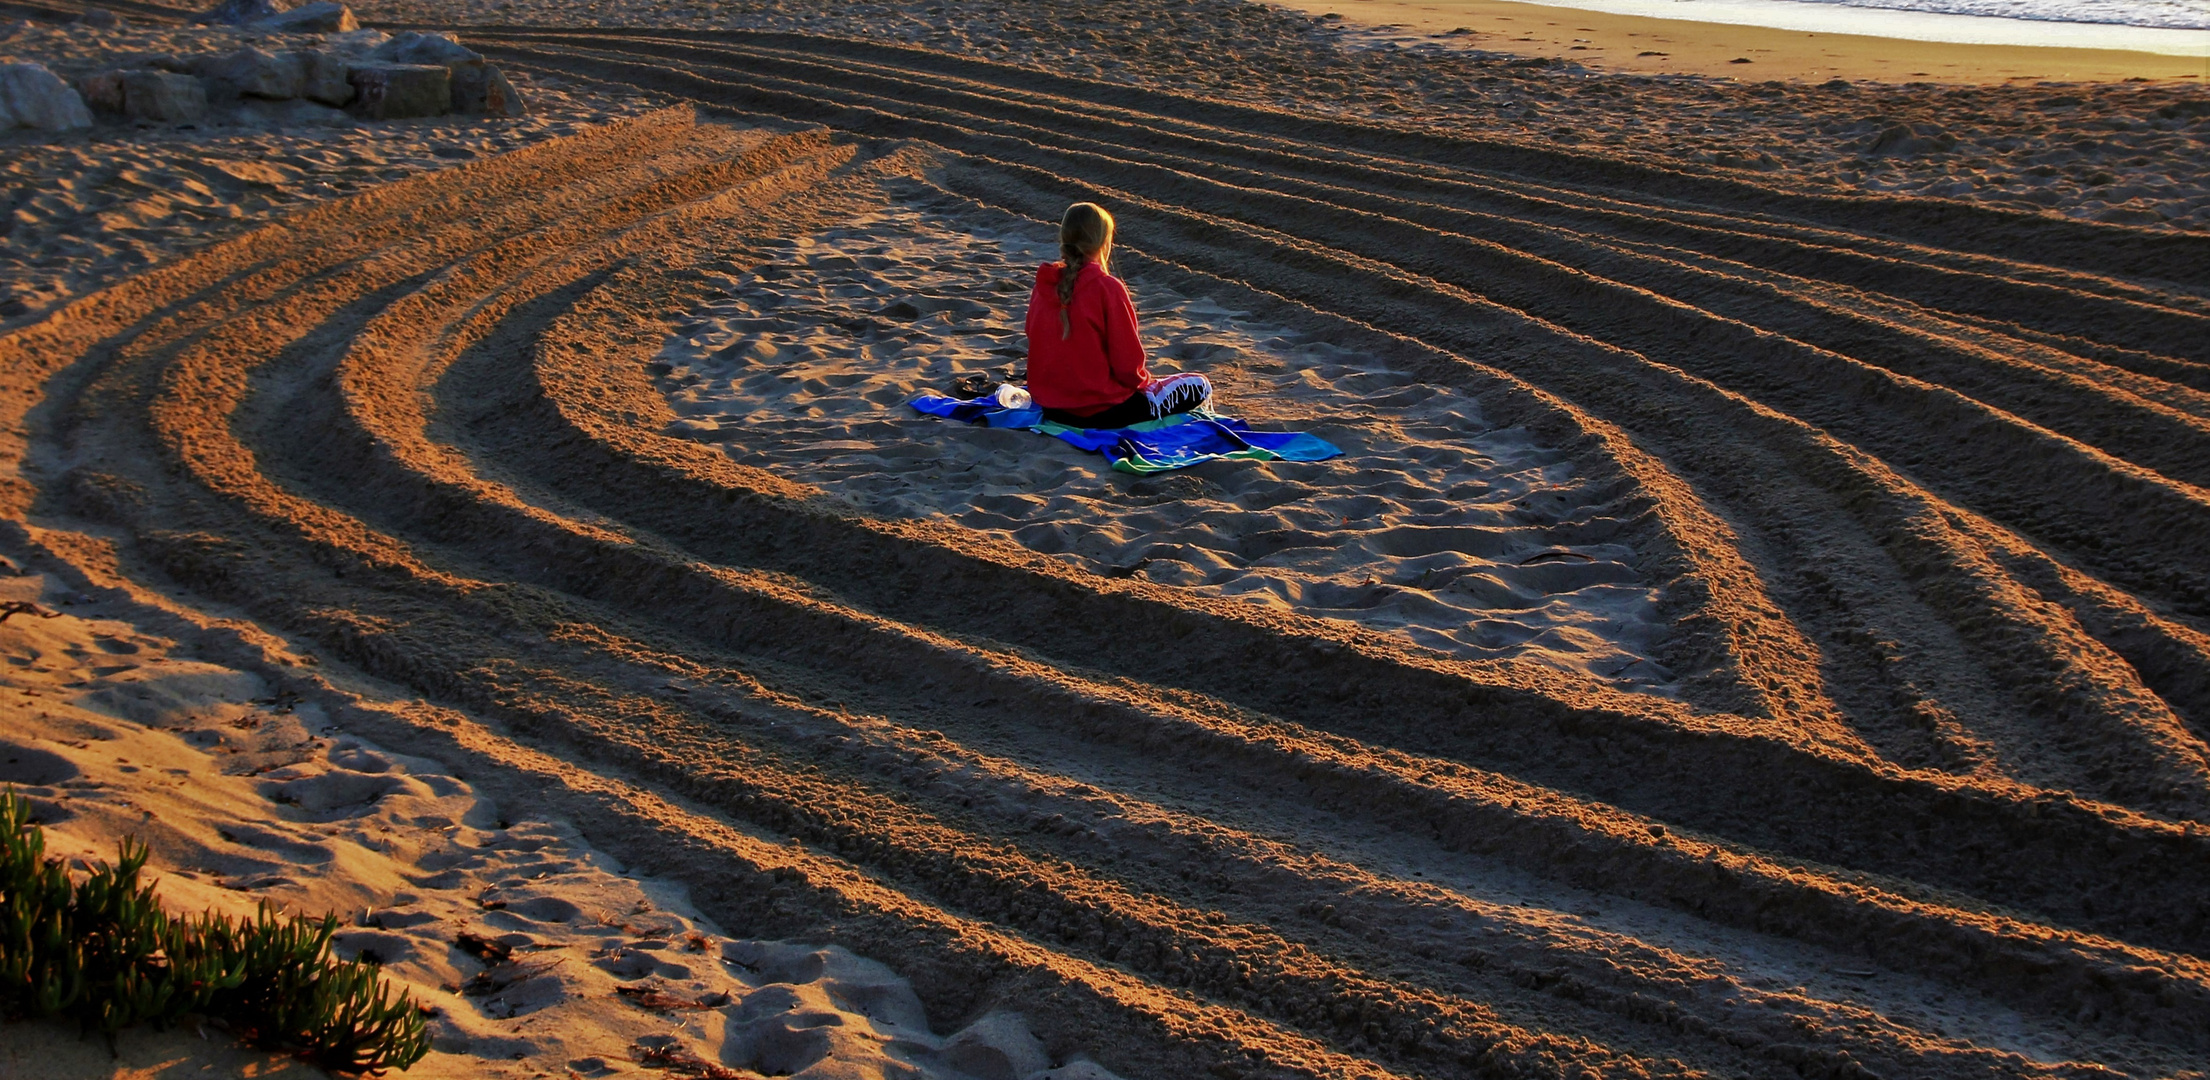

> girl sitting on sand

[{"left": 1025, "top": 202, "right": 1213, "bottom": 428}]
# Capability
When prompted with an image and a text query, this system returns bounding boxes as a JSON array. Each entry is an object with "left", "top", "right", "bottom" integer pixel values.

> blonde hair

[{"left": 1056, "top": 202, "right": 1115, "bottom": 338}]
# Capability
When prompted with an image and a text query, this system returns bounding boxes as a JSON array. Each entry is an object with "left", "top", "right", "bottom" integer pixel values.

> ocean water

[{"left": 1799, "top": 0, "right": 2207, "bottom": 31}]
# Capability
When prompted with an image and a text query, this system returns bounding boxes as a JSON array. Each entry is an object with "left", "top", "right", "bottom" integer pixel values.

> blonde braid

[{"left": 1057, "top": 242, "right": 1084, "bottom": 339}]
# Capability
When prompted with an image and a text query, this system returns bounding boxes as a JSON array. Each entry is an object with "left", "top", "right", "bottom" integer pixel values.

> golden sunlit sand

[
  {"left": 1277, "top": 0, "right": 2210, "bottom": 82},
  {"left": 3, "top": 0, "right": 2208, "bottom": 1077}
]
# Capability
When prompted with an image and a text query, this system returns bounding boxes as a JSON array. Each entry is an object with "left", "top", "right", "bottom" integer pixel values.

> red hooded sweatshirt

[{"left": 1024, "top": 261, "right": 1149, "bottom": 416}]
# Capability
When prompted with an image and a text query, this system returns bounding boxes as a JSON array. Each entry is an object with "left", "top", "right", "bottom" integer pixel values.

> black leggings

[{"left": 1040, "top": 373, "right": 1213, "bottom": 428}]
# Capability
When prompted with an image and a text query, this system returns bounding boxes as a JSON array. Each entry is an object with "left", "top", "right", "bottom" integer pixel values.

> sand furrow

[
  {"left": 507, "top": 157, "right": 2210, "bottom": 949},
  {"left": 6, "top": 25, "right": 2210, "bottom": 1078},
  {"left": 470, "top": 26, "right": 2210, "bottom": 287},
  {"left": 470, "top": 30, "right": 2210, "bottom": 801},
  {"left": 475, "top": 35, "right": 2210, "bottom": 624},
  {"left": 926, "top": 157, "right": 2210, "bottom": 819},
  {"left": 473, "top": 28, "right": 2210, "bottom": 363},
  {"left": 611, "top": 36, "right": 2210, "bottom": 488},
  {"left": 69, "top": 385, "right": 2210, "bottom": 1075}
]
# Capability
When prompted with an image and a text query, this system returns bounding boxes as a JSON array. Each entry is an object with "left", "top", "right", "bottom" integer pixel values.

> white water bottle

[{"left": 992, "top": 383, "right": 1033, "bottom": 409}]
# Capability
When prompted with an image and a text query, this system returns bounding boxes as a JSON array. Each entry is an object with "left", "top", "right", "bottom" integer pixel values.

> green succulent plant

[{"left": 0, "top": 789, "right": 430, "bottom": 1073}]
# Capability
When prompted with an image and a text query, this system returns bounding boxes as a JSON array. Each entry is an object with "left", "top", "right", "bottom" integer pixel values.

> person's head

[
  {"left": 1060, "top": 202, "right": 1115, "bottom": 270},
  {"left": 1057, "top": 202, "right": 1115, "bottom": 336}
]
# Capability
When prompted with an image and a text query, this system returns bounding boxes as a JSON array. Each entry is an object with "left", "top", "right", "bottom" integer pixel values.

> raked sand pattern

[
  {"left": 4, "top": 14, "right": 2210, "bottom": 1079},
  {"left": 652, "top": 198, "right": 1674, "bottom": 690},
  {"left": 0, "top": 573, "right": 1120, "bottom": 1079}
]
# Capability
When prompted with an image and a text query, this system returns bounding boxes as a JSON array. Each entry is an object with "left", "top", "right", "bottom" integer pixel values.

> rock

[
  {"left": 198, "top": 47, "right": 306, "bottom": 100},
  {"left": 299, "top": 49, "right": 353, "bottom": 106},
  {"left": 326, "top": 28, "right": 390, "bottom": 52},
  {"left": 359, "top": 32, "right": 521, "bottom": 117},
  {"left": 75, "top": 69, "right": 125, "bottom": 112},
  {"left": 122, "top": 70, "right": 207, "bottom": 122},
  {"left": 233, "top": 96, "right": 351, "bottom": 126},
  {"left": 71, "top": 8, "right": 124, "bottom": 27},
  {"left": 448, "top": 60, "right": 524, "bottom": 116},
  {"left": 253, "top": 1, "right": 356, "bottom": 33},
  {"left": 371, "top": 30, "right": 481, "bottom": 66},
  {"left": 347, "top": 63, "right": 447, "bottom": 120},
  {"left": 197, "top": 0, "right": 287, "bottom": 25},
  {"left": 0, "top": 63, "right": 94, "bottom": 131}
]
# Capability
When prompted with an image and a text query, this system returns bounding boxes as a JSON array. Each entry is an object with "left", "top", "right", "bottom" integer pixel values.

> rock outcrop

[
  {"left": 448, "top": 59, "right": 524, "bottom": 116},
  {"left": 0, "top": 62, "right": 94, "bottom": 131},
  {"left": 370, "top": 32, "right": 525, "bottom": 117},
  {"left": 18, "top": 23, "right": 519, "bottom": 130},
  {"left": 79, "top": 67, "right": 208, "bottom": 123},
  {"left": 196, "top": 46, "right": 305, "bottom": 100},
  {"left": 74, "top": 69, "right": 123, "bottom": 111},
  {"left": 195, "top": 0, "right": 286, "bottom": 26},
  {"left": 371, "top": 30, "right": 480, "bottom": 67},
  {"left": 347, "top": 63, "right": 446, "bottom": 120},
  {"left": 300, "top": 48, "right": 353, "bottom": 106},
  {"left": 120, "top": 70, "right": 207, "bottom": 122},
  {"left": 256, "top": 2, "right": 356, "bottom": 33}
]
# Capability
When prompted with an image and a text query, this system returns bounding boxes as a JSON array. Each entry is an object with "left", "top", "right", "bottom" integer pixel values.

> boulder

[
  {"left": 198, "top": 46, "right": 305, "bottom": 99},
  {"left": 76, "top": 69, "right": 126, "bottom": 112},
  {"left": 361, "top": 31, "right": 524, "bottom": 117},
  {"left": 197, "top": 0, "right": 287, "bottom": 24},
  {"left": 121, "top": 70, "right": 206, "bottom": 122},
  {"left": 253, "top": 1, "right": 355, "bottom": 33},
  {"left": 448, "top": 59, "right": 524, "bottom": 116},
  {"left": 233, "top": 97, "right": 350, "bottom": 126},
  {"left": 299, "top": 49, "right": 353, "bottom": 106},
  {"left": 326, "top": 27, "right": 389, "bottom": 51},
  {"left": 371, "top": 30, "right": 480, "bottom": 66},
  {"left": 77, "top": 68, "right": 207, "bottom": 122},
  {"left": 0, "top": 63, "right": 94, "bottom": 131},
  {"left": 346, "top": 62, "right": 446, "bottom": 120}
]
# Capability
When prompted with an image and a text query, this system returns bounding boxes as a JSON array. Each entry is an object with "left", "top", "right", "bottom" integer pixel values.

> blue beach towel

[{"left": 909, "top": 391, "right": 1342, "bottom": 475}]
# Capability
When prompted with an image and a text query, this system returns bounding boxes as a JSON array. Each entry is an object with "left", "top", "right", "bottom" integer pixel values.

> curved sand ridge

[
  {"left": 0, "top": 24, "right": 2206, "bottom": 1078},
  {"left": 0, "top": 595, "right": 1112, "bottom": 1078},
  {"left": 652, "top": 199, "right": 1677, "bottom": 688}
]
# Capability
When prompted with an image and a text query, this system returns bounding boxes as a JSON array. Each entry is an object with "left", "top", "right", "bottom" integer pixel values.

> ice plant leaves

[{"left": 0, "top": 788, "right": 429, "bottom": 1072}]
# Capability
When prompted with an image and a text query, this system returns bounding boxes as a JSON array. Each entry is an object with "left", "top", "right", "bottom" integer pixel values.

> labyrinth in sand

[{"left": 6, "top": 28, "right": 2210, "bottom": 1079}]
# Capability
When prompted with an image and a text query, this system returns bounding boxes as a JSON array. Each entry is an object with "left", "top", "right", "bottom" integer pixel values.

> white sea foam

[
  {"left": 1795, "top": 0, "right": 2205, "bottom": 31},
  {"left": 1503, "top": 0, "right": 2210, "bottom": 53}
]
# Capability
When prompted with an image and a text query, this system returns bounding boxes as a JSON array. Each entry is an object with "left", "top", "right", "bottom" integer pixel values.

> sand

[
  {"left": 286, "top": 0, "right": 2210, "bottom": 232},
  {"left": 653, "top": 196, "right": 1677, "bottom": 689},
  {"left": 0, "top": 0, "right": 2208, "bottom": 1077},
  {"left": 1273, "top": 0, "right": 2210, "bottom": 82},
  {"left": 0, "top": 16, "right": 671, "bottom": 328},
  {"left": 0, "top": 567, "right": 1124, "bottom": 1078}
]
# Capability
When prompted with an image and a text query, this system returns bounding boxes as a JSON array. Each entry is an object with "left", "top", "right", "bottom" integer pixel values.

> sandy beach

[
  {"left": 0, "top": 567, "right": 1113, "bottom": 1079},
  {"left": 2, "top": 0, "right": 2209, "bottom": 1076},
  {"left": 1276, "top": 0, "right": 2210, "bottom": 82}
]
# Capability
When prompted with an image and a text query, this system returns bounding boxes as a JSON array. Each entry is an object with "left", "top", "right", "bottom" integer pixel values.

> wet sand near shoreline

[{"left": 1275, "top": 0, "right": 2210, "bottom": 83}]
